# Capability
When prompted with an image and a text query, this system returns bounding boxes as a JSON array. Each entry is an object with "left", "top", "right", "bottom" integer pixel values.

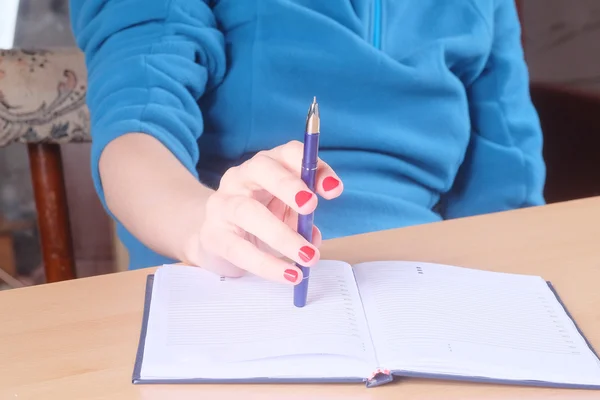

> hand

[{"left": 181, "top": 140, "right": 343, "bottom": 284}]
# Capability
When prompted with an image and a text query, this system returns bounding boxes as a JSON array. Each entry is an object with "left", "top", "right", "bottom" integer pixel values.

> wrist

[
  {"left": 99, "top": 133, "right": 215, "bottom": 262},
  {"left": 169, "top": 184, "right": 214, "bottom": 264}
]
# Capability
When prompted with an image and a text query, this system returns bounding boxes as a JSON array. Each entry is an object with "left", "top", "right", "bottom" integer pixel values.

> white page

[
  {"left": 353, "top": 261, "right": 600, "bottom": 386},
  {"left": 140, "top": 261, "right": 377, "bottom": 381}
]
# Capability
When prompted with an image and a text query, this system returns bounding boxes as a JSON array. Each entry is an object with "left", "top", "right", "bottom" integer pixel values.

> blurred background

[
  {"left": 0, "top": 0, "right": 598, "bottom": 289},
  {"left": 0, "top": 0, "right": 115, "bottom": 289}
]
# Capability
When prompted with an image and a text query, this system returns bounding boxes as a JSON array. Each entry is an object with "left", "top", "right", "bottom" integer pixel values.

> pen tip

[{"left": 306, "top": 96, "right": 320, "bottom": 134}]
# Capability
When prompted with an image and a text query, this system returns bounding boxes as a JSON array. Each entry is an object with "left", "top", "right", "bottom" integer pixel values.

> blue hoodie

[{"left": 70, "top": 0, "right": 545, "bottom": 270}]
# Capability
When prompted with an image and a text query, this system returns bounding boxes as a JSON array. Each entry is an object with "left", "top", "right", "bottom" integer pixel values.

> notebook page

[
  {"left": 140, "top": 260, "right": 377, "bottom": 380},
  {"left": 353, "top": 261, "right": 600, "bottom": 386}
]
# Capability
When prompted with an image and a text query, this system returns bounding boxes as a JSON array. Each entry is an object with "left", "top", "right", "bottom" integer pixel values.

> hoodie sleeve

[
  {"left": 440, "top": 0, "right": 546, "bottom": 219},
  {"left": 69, "top": 0, "right": 226, "bottom": 207}
]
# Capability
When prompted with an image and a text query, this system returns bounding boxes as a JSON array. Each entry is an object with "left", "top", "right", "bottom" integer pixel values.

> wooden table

[{"left": 1, "top": 198, "right": 599, "bottom": 399}]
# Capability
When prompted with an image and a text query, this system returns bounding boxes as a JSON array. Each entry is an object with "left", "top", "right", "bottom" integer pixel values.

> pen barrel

[
  {"left": 301, "top": 132, "right": 320, "bottom": 178},
  {"left": 297, "top": 132, "right": 319, "bottom": 242},
  {"left": 294, "top": 131, "right": 319, "bottom": 307}
]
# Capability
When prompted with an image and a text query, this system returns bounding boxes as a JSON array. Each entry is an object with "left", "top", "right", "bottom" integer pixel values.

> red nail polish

[
  {"left": 323, "top": 176, "right": 340, "bottom": 191},
  {"left": 295, "top": 191, "right": 312, "bottom": 207},
  {"left": 299, "top": 246, "right": 315, "bottom": 263},
  {"left": 284, "top": 269, "right": 299, "bottom": 283}
]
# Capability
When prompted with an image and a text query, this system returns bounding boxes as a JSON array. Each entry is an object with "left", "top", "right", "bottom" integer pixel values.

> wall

[{"left": 524, "top": 0, "right": 600, "bottom": 91}]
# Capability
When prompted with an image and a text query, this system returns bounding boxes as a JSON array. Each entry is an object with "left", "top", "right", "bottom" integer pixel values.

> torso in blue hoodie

[{"left": 70, "top": 0, "right": 545, "bottom": 269}]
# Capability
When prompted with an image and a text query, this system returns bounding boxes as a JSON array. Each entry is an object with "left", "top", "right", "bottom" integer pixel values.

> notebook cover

[
  {"left": 131, "top": 274, "right": 366, "bottom": 385},
  {"left": 388, "top": 281, "right": 600, "bottom": 390}
]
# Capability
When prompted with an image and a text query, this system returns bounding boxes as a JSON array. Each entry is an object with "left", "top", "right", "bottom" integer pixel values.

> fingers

[
  {"left": 312, "top": 225, "right": 322, "bottom": 247},
  {"left": 220, "top": 152, "right": 318, "bottom": 216},
  {"left": 219, "top": 141, "right": 343, "bottom": 211},
  {"left": 270, "top": 140, "right": 344, "bottom": 200},
  {"left": 200, "top": 252, "right": 248, "bottom": 278},
  {"left": 253, "top": 223, "right": 322, "bottom": 258},
  {"left": 221, "top": 194, "right": 320, "bottom": 267},
  {"left": 179, "top": 230, "right": 247, "bottom": 278},
  {"left": 196, "top": 140, "right": 336, "bottom": 284},
  {"left": 315, "top": 173, "right": 343, "bottom": 200},
  {"left": 210, "top": 229, "right": 304, "bottom": 285}
]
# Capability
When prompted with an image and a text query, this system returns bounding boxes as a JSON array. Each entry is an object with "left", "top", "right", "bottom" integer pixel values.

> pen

[{"left": 294, "top": 96, "right": 320, "bottom": 308}]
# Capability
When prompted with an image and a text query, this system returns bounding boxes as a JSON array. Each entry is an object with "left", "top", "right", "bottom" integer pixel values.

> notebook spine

[{"left": 365, "top": 368, "right": 393, "bottom": 388}]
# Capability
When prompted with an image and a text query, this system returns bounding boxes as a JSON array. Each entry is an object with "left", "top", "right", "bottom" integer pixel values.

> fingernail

[
  {"left": 284, "top": 269, "right": 299, "bottom": 283},
  {"left": 299, "top": 246, "right": 315, "bottom": 263},
  {"left": 295, "top": 190, "right": 312, "bottom": 207},
  {"left": 323, "top": 176, "right": 340, "bottom": 191}
]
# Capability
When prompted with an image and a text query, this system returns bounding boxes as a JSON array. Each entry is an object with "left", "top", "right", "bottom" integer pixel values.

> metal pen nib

[{"left": 305, "top": 96, "right": 320, "bottom": 134}]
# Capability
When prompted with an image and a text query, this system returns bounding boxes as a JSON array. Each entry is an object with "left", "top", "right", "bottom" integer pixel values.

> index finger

[{"left": 268, "top": 141, "right": 343, "bottom": 200}]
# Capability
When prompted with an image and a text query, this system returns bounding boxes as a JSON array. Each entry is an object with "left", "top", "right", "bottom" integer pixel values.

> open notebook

[{"left": 132, "top": 260, "right": 600, "bottom": 389}]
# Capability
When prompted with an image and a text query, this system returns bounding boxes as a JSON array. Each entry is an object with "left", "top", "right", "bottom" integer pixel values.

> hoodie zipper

[{"left": 372, "top": 0, "right": 382, "bottom": 49}]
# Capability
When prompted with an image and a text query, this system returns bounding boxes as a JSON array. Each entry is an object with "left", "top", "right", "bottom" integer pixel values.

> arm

[
  {"left": 69, "top": 0, "right": 225, "bottom": 260},
  {"left": 440, "top": 0, "right": 546, "bottom": 219}
]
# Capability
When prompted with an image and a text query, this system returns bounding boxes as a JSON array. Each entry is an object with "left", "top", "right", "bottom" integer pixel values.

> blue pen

[{"left": 294, "top": 96, "right": 320, "bottom": 308}]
